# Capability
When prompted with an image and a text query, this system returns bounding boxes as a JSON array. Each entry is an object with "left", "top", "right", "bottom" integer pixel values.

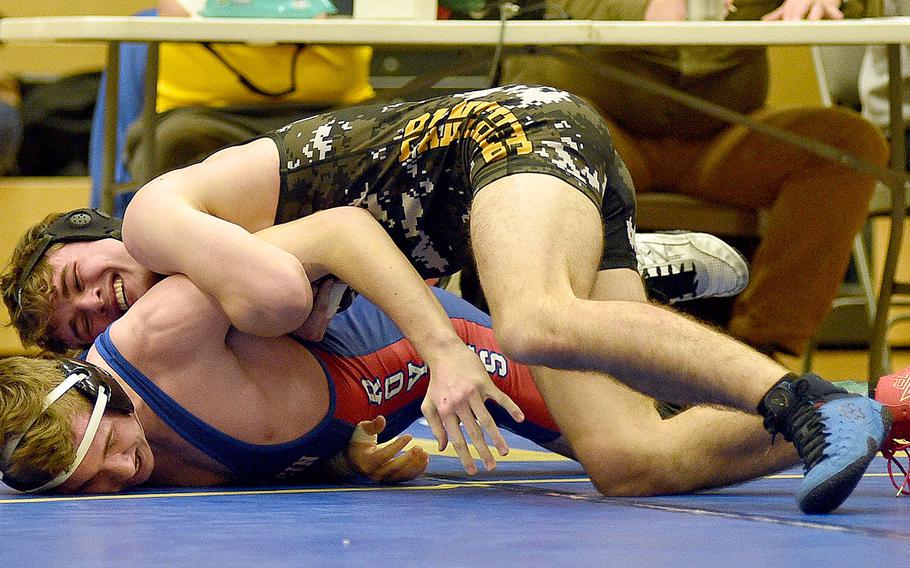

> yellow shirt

[{"left": 157, "top": 43, "right": 374, "bottom": 113}]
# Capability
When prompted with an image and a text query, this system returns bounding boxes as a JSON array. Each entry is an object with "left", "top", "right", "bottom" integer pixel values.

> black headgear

[{"left": 14, "top": 209, "right": 123, "bottom": 308}]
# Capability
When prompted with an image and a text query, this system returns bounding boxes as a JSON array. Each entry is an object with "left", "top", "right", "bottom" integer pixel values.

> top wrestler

[{"left": 3, "top": 84, "right": 890, "bottom": 513}]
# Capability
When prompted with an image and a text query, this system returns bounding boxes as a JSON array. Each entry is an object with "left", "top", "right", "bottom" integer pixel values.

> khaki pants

[{"left": 606, "top": 106, "right": 887, "bottom": 355}]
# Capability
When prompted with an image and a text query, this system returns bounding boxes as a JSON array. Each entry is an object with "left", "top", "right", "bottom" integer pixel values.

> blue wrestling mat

[{"left": 1, "top": 421, "right": 907, "bottom": 567}]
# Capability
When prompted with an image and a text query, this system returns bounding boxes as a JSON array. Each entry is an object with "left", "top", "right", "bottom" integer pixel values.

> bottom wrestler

[{"left": 0, "top": 277, "right": 800, "bottom": 494}]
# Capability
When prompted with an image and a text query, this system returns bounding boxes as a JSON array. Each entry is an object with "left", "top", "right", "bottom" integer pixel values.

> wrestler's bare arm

[
  {"left": 123, "top": 143, "right": 499, "bottom": 401},
  {"left": 122, "top": 139, "right": 313, "bottom": 338},
  {"left": 106, "top": 275, "right": 427, "bottom": 484},
  {"left": 106, "top": 275, "right": 232, "bottom": 370},
  {"left": 254, "top": 208, "right": 527, "bottom": 474},
  {"left": 255, "top": 207, "right": 484, "bottom": 353}
]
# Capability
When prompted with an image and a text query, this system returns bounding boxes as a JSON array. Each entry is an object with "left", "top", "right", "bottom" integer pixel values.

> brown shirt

[{"left": 501, "top": 0, "right": 875, "bottom": 138}]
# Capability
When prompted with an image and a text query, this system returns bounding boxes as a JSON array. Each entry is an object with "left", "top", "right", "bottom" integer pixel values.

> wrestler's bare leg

[
  {"left": 531, "top": 364, "right": 796, "bottom": 495},
  {"left": 469, "top": 173, "right": 788, "bottom": 412},
  {"left": 530, "top": 268, "right": 796, "bottom": 495}
]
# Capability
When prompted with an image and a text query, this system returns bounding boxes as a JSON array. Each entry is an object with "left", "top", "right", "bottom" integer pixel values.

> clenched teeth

[{"left": 114, "top": 276, "right": 129, "bottom": 312}]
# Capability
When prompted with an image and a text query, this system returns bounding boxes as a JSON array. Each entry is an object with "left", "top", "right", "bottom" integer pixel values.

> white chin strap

[{"left": 0, "top": 372, "right": 109, "bottom": 493}]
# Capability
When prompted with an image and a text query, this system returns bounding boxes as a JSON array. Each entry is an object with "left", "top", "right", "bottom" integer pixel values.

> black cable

[
  {"left": 485, "top": 2, "right": 518, "bottom": 87},
  {"left": 202, "top": 43, "right": 305, "bottom": 98},
  {"left": 484, "top": 1, "right": 568, "bottom": 88}
]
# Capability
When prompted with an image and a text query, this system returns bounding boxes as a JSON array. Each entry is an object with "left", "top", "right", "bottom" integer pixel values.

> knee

[
  {"left": 806, "top": 107, "right": 889, "bottom": 166},
  {"left": 489, "top": 298, "right": 579, "bottom": 366},
  {"left": 156, "top": 118, "right": 216, "bottom": 172},
  {"left": 573, "top": 439, "right": 676, "bottom": 497},
  {"left": 155, "top": 112, "right": 248, "bottom": 174}
]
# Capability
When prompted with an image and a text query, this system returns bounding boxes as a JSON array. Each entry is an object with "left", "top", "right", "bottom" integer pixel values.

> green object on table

[
  {"left": 202, "top": 0, "right": 337, "bottom": 18},
  {"left": 440, "top": 0, "right": 488, "bottom": 13}
]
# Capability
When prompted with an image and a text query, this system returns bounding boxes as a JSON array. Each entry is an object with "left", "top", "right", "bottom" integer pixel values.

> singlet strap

[{"left": 95, "top": 329, "right": 340, "bottom": 481}]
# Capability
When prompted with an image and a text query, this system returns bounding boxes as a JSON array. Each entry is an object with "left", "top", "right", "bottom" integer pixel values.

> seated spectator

[
  {"left": 499, "top": 0, "right": 889, "bottom": 357},
  {"left": 91, "top": 0, "right": 373, "bottom": 214}
]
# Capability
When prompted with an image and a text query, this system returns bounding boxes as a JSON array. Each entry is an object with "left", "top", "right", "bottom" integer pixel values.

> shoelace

[
  {"left": 643, "top": 263, "right": 698, "bottom": 303},
  {"left": 762, "top": 379, "right": 831, "bottom": 473},
  {"left": 882, "top": 439, "right": 910, "bottom": 496},
  {"left": 780, "top": 401, "right": 828, "bottom": 473}
]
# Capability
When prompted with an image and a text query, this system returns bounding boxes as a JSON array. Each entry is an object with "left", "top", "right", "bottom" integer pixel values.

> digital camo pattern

[{"left": 268, "top": 84, "right": 637, "bottom": 278}]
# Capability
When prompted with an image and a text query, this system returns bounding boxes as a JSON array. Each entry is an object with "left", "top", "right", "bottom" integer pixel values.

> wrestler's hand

[
  {"left": 291, "top": 277, "right": 348, "bottom": 342},
  {"left": 421, "top": 345, "right": 525, "bottom": 475},
  {"left": 345, "top": 416, "right": 429, "bottom": 483},
  {"left": 761, "top": 0, "right": 843, "bottom": 20}
]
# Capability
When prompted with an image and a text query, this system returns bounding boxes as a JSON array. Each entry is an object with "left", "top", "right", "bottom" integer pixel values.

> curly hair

[
  {"left": 0, "top": 212, "right": 71, "bottom": 353},
  {"left": 0, "top": 356, "right": 88, "bottom": 489}
]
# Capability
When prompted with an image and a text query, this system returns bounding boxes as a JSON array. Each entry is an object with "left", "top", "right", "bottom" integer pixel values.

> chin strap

[{"left": 0, "top": 369, "right": 110, "bottom": 493}]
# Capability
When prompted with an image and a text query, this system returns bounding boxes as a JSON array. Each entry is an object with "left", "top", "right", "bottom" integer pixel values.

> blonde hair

[
  {"left": 0, "top": 356, "right": 88, "bottom": 488},
  {"left": 0, "top": 212, "right": 71, "bottom": 353}
]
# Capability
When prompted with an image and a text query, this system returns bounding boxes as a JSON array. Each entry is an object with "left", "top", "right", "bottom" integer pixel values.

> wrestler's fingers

[
  {"left": 314, "top": 276, "right": 337, "bottom": 302},
  {"left": 373, "top": 447, "right": 429, "bottom": 483},
  {"left": 392, "top": 447, "right": 430, "bottom": 481},
  {"left": 378, "top": 446, "right": 428, "bottom": 475},
  {"left": 445, "top": 413, "right": 477, "bottom": 475},
  {"left": 459, "top": 405, "right": 496, "bottom": 471},
  {"left": 371, "top": 434, "right": 413, "bottom": 464},
  {"left": 486, "top": 388, "right": 525, "bottom": 424},
  {"left": 326, "top": 280, "right": 348, "bottom": 312},
  {"left": 294, "top": 278, "right": 340, "bottom": 341},
  {"left": 470, "top": 398, "right": 510, "bottom": 458},
  {"left": 356, "top": 415, "right": 388, "bottom": 438},
  {"left": 421, "top": 401, "right": 448, "bottom": 451}
]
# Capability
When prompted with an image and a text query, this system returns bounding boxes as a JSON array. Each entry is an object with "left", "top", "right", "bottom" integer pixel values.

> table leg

[
  {"left": 100, "top": 41, "right": 121, "bottom": 215},
  {"left": 139, "top": 42, "right": 160, "bottom": 186},
  {"left": 869, "top": 43, "right": 907, "bottom": 390}
]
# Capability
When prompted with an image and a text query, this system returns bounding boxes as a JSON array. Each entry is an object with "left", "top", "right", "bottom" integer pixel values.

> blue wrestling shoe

[{"left": 759, "top": 373, "right": 892, "bottom": 514}]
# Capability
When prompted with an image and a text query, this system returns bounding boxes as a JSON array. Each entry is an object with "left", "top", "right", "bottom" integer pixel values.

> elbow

[
  {"left": 226, "top": 295, "right": 313, "bottom": 337},
  {"left": 227, "top": 304, "right": 311, "bottom": 337},
  {"left": 224, "top": 262, "right": 313, "bottom": 336}
]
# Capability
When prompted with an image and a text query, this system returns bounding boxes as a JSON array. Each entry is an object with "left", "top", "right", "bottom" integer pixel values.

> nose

[
  {"left": 75, "top": 287, "right": 115, "bottom": 340},
  {"left": 75, "top": 285, "right": 104, "bottom": 311},
  {"left": 108, "top": 451, "right": 137, "bottom": 486}
]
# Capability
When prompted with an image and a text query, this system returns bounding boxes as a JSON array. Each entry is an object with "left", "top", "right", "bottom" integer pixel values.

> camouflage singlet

[{"left": 267, "top": 84, "right": 637, "bottom": 278}]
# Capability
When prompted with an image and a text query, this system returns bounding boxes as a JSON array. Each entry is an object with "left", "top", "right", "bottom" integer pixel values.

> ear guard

[{"left": 14, "top": 209, "right": 123, "bottom": 308}]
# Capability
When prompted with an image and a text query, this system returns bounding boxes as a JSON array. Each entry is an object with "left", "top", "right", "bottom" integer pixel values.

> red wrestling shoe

[{"left": 875, "top": 368, "right": 910, "bottom": 495}]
